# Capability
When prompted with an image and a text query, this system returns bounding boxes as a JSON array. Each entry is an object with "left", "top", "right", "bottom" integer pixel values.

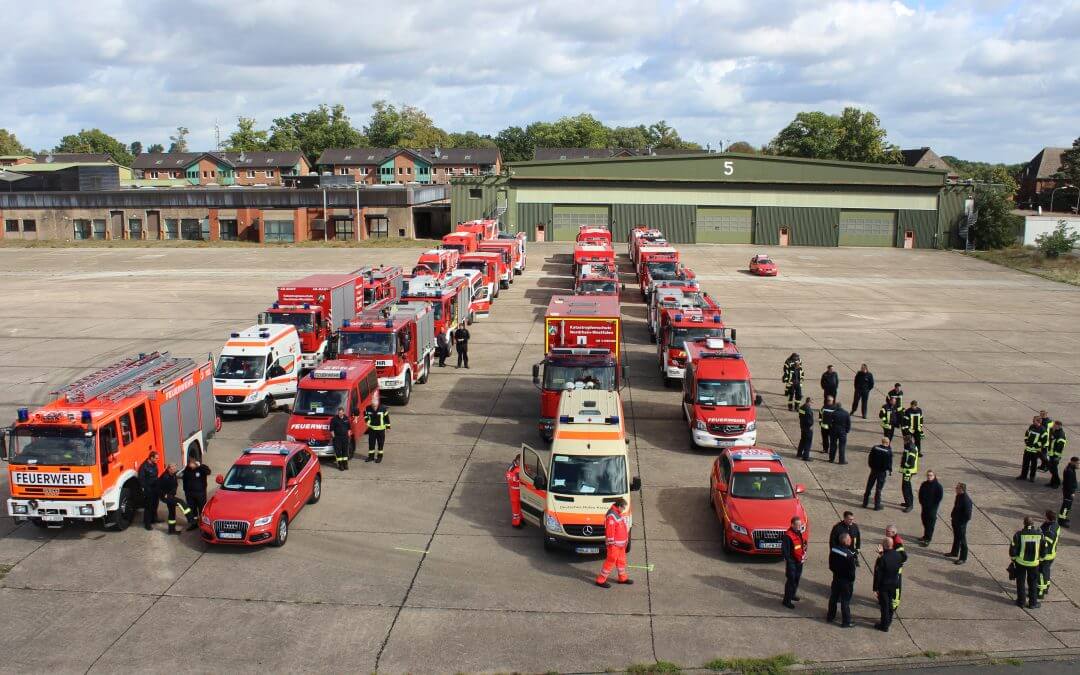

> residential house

[
  {"left": 0, "top": 155, "right": 34, "bottom": 167},
  {"left": 316, "top": 148, "right": 501, "bottom": 185},
  {"left": 1018, "top": 147, "right": 1072, "bottom": 210},
  {"left": 131, "top": 151, "right": 310, "bottom": 187},
  {"left": 900, "top": 147, "right": 956, "bottom": 178}
]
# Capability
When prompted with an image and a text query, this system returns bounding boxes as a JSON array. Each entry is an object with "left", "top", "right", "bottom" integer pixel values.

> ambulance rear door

[{"left": 517, "top": 443, "right": 548, "bottom": 526}]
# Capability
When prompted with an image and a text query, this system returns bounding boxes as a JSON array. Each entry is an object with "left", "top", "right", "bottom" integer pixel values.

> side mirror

[
  {"left": 215, "top": 474, "right": 225, "bottom": 485},
  {"left": 0, "top": 429, "right": 8, "bottom": 461},
  {"left": 533, "top": 475, "right": 547, "bottom": 491},
  {"left": 531, "top": 364, "right": 540, "bottom": 384},
  {"left": 287, "top": 478, "right": 298, "bottom": 489},
  {"left": 630, "top": 476, "right": 641, "bottom": 492},
  {"left": 730, "top": 328, "right": 737, "bottom": 343},
  {"left": 795, "top": 483, "right": 806, "bottom": 494},
  {"left": 754, "top": 394, "right": 763, "bottom": 406}
]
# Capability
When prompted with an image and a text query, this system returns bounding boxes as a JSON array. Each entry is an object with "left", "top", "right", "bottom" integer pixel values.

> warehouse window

[
  {"left": 367, "top": 216, "right": 389, "bottom": 238},
  {"left": 219, "top": 219, "right": 238, "bottom": 241},
  {"left": 163, "top": 219, "right": 179, "bottom": 240},
  {"left": 73, "top": 219, "right": 91, "bottom": 239},
  {"left": 22, "top": 219, "right": 36, "bottom": 232},
  {"left": 334, "top": 218, "right": 354, "bottom": 240},
  {"left": 469, "top": 189, "right": 482, "bottom": 199},
  {"left": 92, "top": 219, "right": 107, "bottom": 239},
  {"left": 247, "top": 170, "right": 256, "bottom": 178},
  {"left": 264, "top": 220, "right": 295, "bottom": 243},
  {"left": 4, "top": 219, "right": 18, "bottom": 233},
  {"left": 180, "top": 219, "right": 202, "bottom": 240},
  {"left": 266, "top": 169, "right": 275, "bottom": 178}
]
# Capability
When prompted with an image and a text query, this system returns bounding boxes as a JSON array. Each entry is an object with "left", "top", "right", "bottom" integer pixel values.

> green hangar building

[{"left": 450, "top": 152, "right": 971, "bottom": 248}]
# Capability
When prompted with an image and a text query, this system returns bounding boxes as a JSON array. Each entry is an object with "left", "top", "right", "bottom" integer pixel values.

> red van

[{"left": 285, "top": 360, "right": 380, "bottom": 459}]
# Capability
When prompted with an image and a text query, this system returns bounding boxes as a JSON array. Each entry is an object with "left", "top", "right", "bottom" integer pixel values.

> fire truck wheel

[
  {"left": 648, "top": 331, "right": 656, "bottom": 344},
  {"left": 720, "top": 520, "right": 733, "bottom": 554},
  {"left": 663, "top": 376, "right": 676, "bottom": 389},
  {"left": 308, "top": 475, "right": 322, "bottom": 504},
  {"left": 500, "top": 280, "right": 509, "bottom": 290},
  {"left": 467, "top": 312, "right": 475, "bottom": 325},
  {"left": 107, "top": 484, "right": 137, "bottom": 530},
  {"left": 418, "top": 357, "right": 430, "bottom": 384},
  {"left": 271, "top": 514, "right": 288, "bottom": 547},
  {"left": 255, "top": 397, "right": 271, "bottom": 419},
  {"left": 399, "top": 379, "right": 412, "bottom": 405}
]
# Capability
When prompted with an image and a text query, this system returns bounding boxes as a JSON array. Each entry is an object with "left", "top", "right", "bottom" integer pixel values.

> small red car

[
  {"left": 709, "top": 448, "right": 807, "bottom": 555},
  {"left": 200, "top": 441, "right": 321, "bottom": 547},
  {"left": 749, "top": 254, "right": 778, "bottom": 276}
]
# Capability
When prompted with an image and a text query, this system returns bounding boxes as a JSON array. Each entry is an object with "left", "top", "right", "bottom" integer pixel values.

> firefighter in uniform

[
  {"left": 157, "top": 464, "right": 192, "bottom": 535},
  {"left": 819, "top": 396, "right": 835, "bottom": 454},
  {"left": 181, "top": 458, "right": 211, "bottom": 530},
  {"left": 887, "top": 383, "right": 904, "bottom": 409},
  {"left": 879, "top": 396, "right": 899, "bottom": 441},
  {"left": 783, "top": 355, "right": 804, "bottom": 411},
  {"left": 595, "top": 498, "right": 632, "bottom": 588},
  {"left": 903, "top": 400, "right": 924, "bottom": 456},
  {"left": 1061, "top": 456, "right": 1078, "bottom": 527},
  {"left": 885, "top": 524, "right": 907, "bottom": 612},
  {"left": 863, "top": 438, "right": 893, "bottom": 510},
  {"left": 899, "top": 433, "right": 919, "bottom": 513},
  {"left": 797, "top": 397, "right": 814, "bottom": 461},
  {"left": 364, "top": 402, "right": 390, "bottom": 463},
  {"left": 873, "top": 537, "right": 903, "bottom": 632},
  {"left": 1010, "top": 516, "right": 1042, "bottom": 608},
  {"left": 454, "top": 323, "right": 471, "bottom": 369},
  {"left": 829, "top": 402, "right": 851, "bottom": 464},
  {"left": 330, "top": 407, "right": 352, "bottom": 471},
  {"left": 1038, "top": 410, "right": 1052, "bottom": 471},
  {"left": 781, "top": 516, "right": 807, "bottom": 609},
  {"left": 827, "top": 532, "right": 858, "bottom": 628},
  {"left": 1046, "top": 422, "right": 1066, "bottom": 488},
  {"left": 139, "top": 451, "right": 160, "bottom": 530},
  {"left": 1038, "top": 510, "right": 1060, "bottom": 600},
  {"left": 1018, "top": 415, "right": 1043, "bottom": 482},
  {"left": 505, "top": 457, "right": 523, "bottom": 528}
]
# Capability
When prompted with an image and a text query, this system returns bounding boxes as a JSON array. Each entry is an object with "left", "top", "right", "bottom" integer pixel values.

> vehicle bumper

[
  {"left": 299, "top": 352, "right": 322, "bottom": 370},
  {"left": 664, "top": 365, "right": 686, "bottom": 379},
  {"left": 200, "top": 521, "right": 275, "bottom": 546},
  {"left": 692, "top": 428, "right": 757, "bottom": 449},
  {"left": 538, "top": 417, "right": 555, "bottom": 440},
  {"left": 215, "top": 394, "right": 265, "bottom": 415},
  {"left": 725, "top": 530, "right": 784, "bottom": 555},
  {"left": 304, "top": 443, "right": 334, "bottom": 458},
  {"left": 378, "top": 373, "right": 407, "bottom": 390},
  {"left": 543, "top": 531, "right": 608, "bottom": 554},
  {"left": 8, "top": 497, "right": 106, "bottom": 522}
]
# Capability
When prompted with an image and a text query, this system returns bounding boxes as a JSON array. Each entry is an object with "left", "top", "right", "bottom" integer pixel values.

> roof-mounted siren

[{"left": 16, "top": 408, "right": 29, "bottom": 423}]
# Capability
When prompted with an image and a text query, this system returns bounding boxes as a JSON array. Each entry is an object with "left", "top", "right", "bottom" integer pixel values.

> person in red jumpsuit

[
  {"left": 596, "top": 498, "right": 633, "bottom": 588},
  {"left": 505, "top": 458, "right": 523, "bottom": 528}
]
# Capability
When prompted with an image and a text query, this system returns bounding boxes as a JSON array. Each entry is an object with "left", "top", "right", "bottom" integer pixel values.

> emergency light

[
  {"left": 713, "top": 314, "right": 721, "bottom": 322},
  {"left": 385, "top": 319, "right": 393, "bottom": 327},
  {"left": 16, "top": 407, "right": 29, "bottom": 422},
  {"left": 674, "top": 314, "right": 683, "bottom": 322},
  {"left": 303, "top": 303, "right": 310, "bottom": 309},
  {"left": 272, "top": 302, "right": 279, "bottom": 309},
  {"left": 81, "top": 410, "right": 93, "bottom": 423},
  {"left": 230, "top": 332, "right": 240, "bottom": 338},
  {"left": 343, "top": 320, "right": 351, "bottom": 328}
]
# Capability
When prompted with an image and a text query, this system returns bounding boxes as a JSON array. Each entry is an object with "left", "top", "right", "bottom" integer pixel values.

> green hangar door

[
  {"left": 838, "top": 210, "right": 897, "bottom": 247},
  {"left": 696, "top": 207, "right": 753, "bottom": 244},
  {"left": 551, "top": 205, "right": 610, "bottom": 241}
]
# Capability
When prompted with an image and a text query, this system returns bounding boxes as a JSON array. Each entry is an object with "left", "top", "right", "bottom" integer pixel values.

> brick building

[
  {"left": 316, "top": 148, "right": 501, "bottom": 185},
  {"left": 132, "top": 151, "right": 311, "bottom": 186},
  {"left": 1018, "top": 147, "right": 1071, "bottom": 210},
  {"left": 900, "top": 147, "right": 956, "bottom": 178}
]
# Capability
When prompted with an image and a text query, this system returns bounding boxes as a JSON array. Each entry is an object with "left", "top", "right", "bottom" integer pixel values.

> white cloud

[{"left": 0, "top": 0, "right": 1076, "bottom": 162}]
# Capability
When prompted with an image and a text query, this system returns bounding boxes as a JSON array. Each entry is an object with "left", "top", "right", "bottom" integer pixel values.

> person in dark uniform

[
  {"left": 436, "top": 332, "right": 449, "bottom": 368},
  {"left": 797, "top": 397, "right": 814, "bottom": 461},
  {"left": 157, "top": 464, "right": 192, "bottom": 535},
  {"left": 139, "top": 451, "right": 160, "bottom": 531},
  {"left": 364, "top": 401, "right": 390, "bottom": 463},
  {"left": 829, "top": 402, "right": 851, "bottom": 464},
  {"left": 1060, "top": 456, "right": 1078, "bottom": 527},
  {"left": 781, "top": 516, "right": 808, "bottom": 609},
  {"left": 1010, "top": 516, "right": 1042, "bottom": 608},
  {"left": 784, "top": 355, "right": 804, "bottom": 412},
  {"left": 873, "top": 537, "right": 904, "bottom": 631},
  {"left": 899, "top": 433, "right": 919, "bottom": 513},
  {"left": 827, "top": 532, "right": 858, "bottom": 627},
  {"left": 1038, "top": 510, "right": 1060, "bottom": 600},
  {"left": 454, "top": 323, "right": 470, "bottom": 368},
  {"left": 863, "top": 438, "right": 893, "bottom": 510},
  {"left": 917, "top": 470, "right": 943, "bottom": 546},
  {"left": 887, "top": 383, "right": 904, "bottom": 409},
  {"left": 879, "top": 396, "right": 899, "bottom": 442},
  {"left": 330, "top": 407, "right": 351, "bottom": 471},
  {"left": 1038, "top": 410, "right": 1053, "bottom": 472},
  {"left": 1046, "top": 422, "right": 1066, "bottom": 488},
  {"left": 181, "top": 458, "right": 211, "bottom": 530},
  {"left": 948, "top": 482, "right": 972, "bottom": 564},
  {"left": 820, "top": 365, "right": 839, "bottom": 400},
  {"left": 902, "top": 400, "right": 924, "bottom": 456},
  {"left": 819, "top": 396, "right": 835, "bottom": 455},
  {"left": 829, "top": 511, "right": 861, "bottom": 552},
  {"left": 1018, "top": 415, "right": 1043, "bottom": 482},
  {"left": 852, "top": 364, "right": 874, "bottom": 418}
]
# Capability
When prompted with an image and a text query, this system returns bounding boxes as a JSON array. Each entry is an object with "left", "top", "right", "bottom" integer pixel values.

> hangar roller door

[
  {"left": 838, "top": 210, "right": 896, "bottom": 247},
  {"left": 696, "top": 207, "right": 753, "bottom": 244},
  {"left": 551, "top": 205, "right": 610, "bottom": 242}
]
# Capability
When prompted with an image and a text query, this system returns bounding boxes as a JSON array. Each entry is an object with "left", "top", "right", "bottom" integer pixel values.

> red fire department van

[
  {"left": 533, "top": 295, "right": 622, "bottom": 440},
  {"left": 285, "top": 360, "right": 380, "bottom": 459},
  {"left": 710, "top": 448, "right": 808, "bottom": 555},
  {"left": 577, "top": 225, "right": 612, "bottom": 245},
  {"left": 682, "top": 337, "right": 762, "bottom": 450},
  {"left": 334, "top": 301, "right": 436, "bottom": 404},
  {"left": 357, "top": 265, "right": 404, "bottom": 307},
  {"left": 574, "top": 262, "right": 621, "bottom": 296},
  {"left": 402, "top": 274, "right": 474, "bottom": 345},
  {"left": 637, "top": 244, "right": 681, "bottom": 300},
  {"left": 441, "top": 231, "right": 479, "bottom": 254},
  {"left": 414, "top": 249, "right": 459, "bottom": 279},
  {"left": 647, "top": 283, "right": 710, "bottom": 341},
  {"left": 629, "top": 227, "right": 665, "bottom": 264},
  {"left": 458, "top": 251, "right": 503, "bottom": 301},
  {"left": 658, "top": 306, "right": 729, "bottom": 387},
  {"left": 259, "top": 273, "right": 365, "bottom": 372},
  {"left": 2, "top": 352, "right": 217, "bottom": 530},
  {"left": 457, "top": 218, "right": 499, "bottom": 241},
  {"left": 477, "top": 239, "right": 516, "bottom": 289}
]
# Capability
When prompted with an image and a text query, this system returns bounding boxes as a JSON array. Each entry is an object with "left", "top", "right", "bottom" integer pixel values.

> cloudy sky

[{"left": 3, "top": 0, "right": 1076, "bottom": 163}]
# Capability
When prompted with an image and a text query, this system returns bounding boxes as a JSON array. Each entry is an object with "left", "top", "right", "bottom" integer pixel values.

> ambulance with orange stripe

[
  {"left": 213, "top": 324, "right": 302, "bottom": 418},
  {"left": 516, "top": 390, "right": 641, "bottom": 554}
]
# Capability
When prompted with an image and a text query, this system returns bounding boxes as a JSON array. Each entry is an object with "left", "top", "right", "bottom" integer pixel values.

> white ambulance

[{"left": 213, "top": 324, "right": 302, "bottom": 418}]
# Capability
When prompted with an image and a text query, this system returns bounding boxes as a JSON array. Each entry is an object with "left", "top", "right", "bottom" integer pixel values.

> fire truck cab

[
  {"left": 415, "top": 249, "right": 460, "bottom": 279},
  {"left": 574, "top": 262, "right": 621, "bottom": 296},
  {"left": 682, "top": 337, "right": 762, "bottom": 450},
  {"left": 629, "top": 228, "right": 664, "bottom": 264},
  {"left": 2, "top": 352, "right": 217, "bottom": 530},
  {"left": 577, "top": 225, "right": 612, "bottom": 245},
  {"left": 458, "top": 252, "right": 503, "bottom": 301},
  {"left": 441, "top": 231, "right": 480, "bottom": 254},
  {"left": 497, "top": 231, "right": 528, "bottom": 272},
  {"left": 214, "top": 325, "right": 302, "bottom": 418},
  {"left": 573, "top": 241, "right": 615, "bottom": 277},
  {"left": 477, "top": 239, "right": 516, "bottom": 289},
  {"left": 457, "top": 218, "right": 499, "bottom": 241},
  {"left": 285, "top": 361, "right": 380, "bottom": 458},
  {"left": 403, "top": 274, "right": 474, "bottom": 345},
  {"left": 647, "top": 283, "right": 709, "bottom": 341},
  {"left": 658, "top": 306, "right": 729, "bottom": 386},
  {"left": 357, "top": 265, "right": 405, "bottom": 307},
  {"left": 334, "top": 301, "right": 436, "bottom": 405},
  {"left": 637, "top": 245, "right": 681, "bottom": 300},
  {"left": 516, "top": 390, "right": 640, "bottom": 554}
]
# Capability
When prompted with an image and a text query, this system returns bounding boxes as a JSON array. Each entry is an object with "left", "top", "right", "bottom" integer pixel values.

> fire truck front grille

[
  {"left": 213, "top": 520, "right": 250, "bottom": 539},
  {"left": 562, "top": 523, "right": 605, "bottom": 537},
  {"left": 752, "top": 529, "right": 785, "bottom": 549},
  {"left": 216, "top": 395, "right": 241, "bottom": 404},
  {"left": 708, "top": 423, "right": 745, "bottom": 435},
  {"left": 21, "top": 486, "right": 84, "bottom": 497}
]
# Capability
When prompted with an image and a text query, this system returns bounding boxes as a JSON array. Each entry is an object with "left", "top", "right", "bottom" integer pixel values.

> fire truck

[
  {"left": 285, "top": 360, "right": 380, "bottom": 458},
  {"left": 2, "top": 352, "right": 217, "bottom": 530},
  {"left": 448, "top": 268, "right": 489, "bottom": 319},
  {"left": 414, "top": 249, "right": 459, "bottom": 279},
  {"left": 647, "top": 282, "right": 711, "bottom": 341},
  {"left": 577, "top": 224, "right": 612, "bottom": 245},
  {"left": 642, "top": 262, "right": 696, "bottom": 301},
  {"left": 457, "top": 218, "right": 500, "bottom": 241},
  {"left": 357, "top": 265, "right": 404, "bottom": 307},
  {"left": 574, "top": 262, "right": 621, "bottom": 296},
  {"left": 532, "top": 295, "right": 622, "bottom": 440},
  {"left": 441, "top": 231, "right": 479, "bottom": 254},
  {"left": 637, "top": 244, "right": 682, "bottom": 300},
  {"left": 629, "top": 227, "right": 665, "bottom": 264},
  {"left": 572, "top": 241, "right": 615, "bottom": 277},
  {"left": 481, "top": 234, "right": 527, "bottom": 277},
  {"left": 657, "top": 306, "right": 731, "bottom": 387},
  {"left": 496, "top": 231, "right": 528, "bottom": 272},
  {"left": 458, "top": 251, "right": 503, "bottom": 301},
  {"left": 259, "top": 273, "right": 366, "bottom": 372},
  {"left": 402, "top": 274, "right": 474, "bottom": 345},
  {"left": 682, "top": 337, "right": 762, "bottom": 450},
  {"left": 334, "top": 301, "right": 436, "bottom": 404},
  {"left": 477, "top": 239, "right": 516, "bottom": 289}
]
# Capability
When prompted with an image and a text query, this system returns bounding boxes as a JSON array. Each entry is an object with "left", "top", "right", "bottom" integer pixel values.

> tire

[
  {"left": 493, "top": 283, "right": 500, "bottom": 299},
  {"left": 308, "top": 475, "right": 322, "bottom": 504},
  {"left": 467, "top": 312, "right": 475, "bottom": 325},
  {"left": 30, "top": 518, "right": 52, "bottom": 529},
  {"left": 417, "top": 357, "right": 430, "bottom": 384},
  {"left": 107, "top": 484, "right": 136, "bottom": 531},
  {"left": 255, "top": 397, "right": 270, "bottom": 419},
  {"left": 399, "top": 378, "right": 412, "bottom": 405},
  {"left": 663, "top": 376, "right": 675, "bottom": 389},
  {"left": 271, "top": 513, "right": 288, "bottom": 547},
  {"left": 543, "top": 537, "right": 556, "bottom": 553}
]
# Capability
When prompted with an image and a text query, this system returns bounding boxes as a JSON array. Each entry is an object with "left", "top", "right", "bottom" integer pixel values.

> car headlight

[
  {"left": 544, "top": 512, "right": 564, "bottom": 534},
  {"left": 201, "top": 513, "right": 211, "bottom": 526},
  {"left": 730, "top": 522, "right": 748, "bottom": 535},
  {"left": 285, "top": 434, "right": 296, "bottom": 442},
  {"left": 253, "top": 515, "right": 274, "bottom": 527},
  {"left": 245, "top": 391, "right": 261, "bottom": 402},
  {"left": 79, "top": 505, "right": 94, "bottom": 516},
  {"left": 695, "top": 419, "right": 707, "bottom": 431},
  {"left": 13, "top": 504, "right": 28, "bottom": 514},
  {"left": 746, "top": 421, "right": 756, "bottom": 432}
]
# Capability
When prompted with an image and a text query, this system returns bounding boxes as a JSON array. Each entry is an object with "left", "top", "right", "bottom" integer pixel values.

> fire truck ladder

[{"left": 57, "top": 352, "right": 193, "bottom": 404}]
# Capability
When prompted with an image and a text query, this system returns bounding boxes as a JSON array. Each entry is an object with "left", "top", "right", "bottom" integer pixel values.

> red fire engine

[
  {"left": 414, "top": 249, "right": 460, "bottom": 279},
  {"left": 637, "top": 244, "right": 683, "bottom": 300},
  {"left": 682, "top": 337, "right": 762, "bottom": 450},
  {"left": 457, "top": 218, "right": 499, "bottom": 241},
  {"left": 285, "top": 360, "right": 380, "bottom": 458},
  {"left": 574, "top": 262, "right": 621, "bottom": 296},
  {"left": 334, "top": 301, "right": 437, "bottom": 405},
  {"left": 573, "top": 241, "right": 615, "bottom": 277},
  {"left": 477, "top": 239, "right": 517, "bottom": 289},
  {"left": 647, "top": 282, "right": 711, "bottom": 341},
  {"left": 402, "top": 274, "right": 474, "bottom": 345},
  {"left": 629, "top": 227, "right": 665, "bottom": 265},
  {"left": 356, "top": 265, "right": 404, "bottom": 307},
  {"left": 441, "top": 231, "right": 479, "bottom": 254},
  {"left": 657, "top": 306, "right": 730, "bottom": 387},
  {"left": 458, "top": 251, "right": 504, "bottom": 301},
  {"left": 577, "top": 224, "right": 612, "bottom": 245},
  {"left": 259, "top": 272, "right": 366, "bottom": 371}
]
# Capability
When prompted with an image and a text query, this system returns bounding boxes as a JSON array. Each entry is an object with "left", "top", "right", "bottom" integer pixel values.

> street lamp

[{"left": 1049, "top": 184, "right": 1076, "bottom": 213}]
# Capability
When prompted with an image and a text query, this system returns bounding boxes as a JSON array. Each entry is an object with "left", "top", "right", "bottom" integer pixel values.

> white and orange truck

[
  {"left": 214, "top": 324, "right": 302, "bottom": 418},
  {"left": 2, "top": 352, "right": 217, "bottom": 530}
]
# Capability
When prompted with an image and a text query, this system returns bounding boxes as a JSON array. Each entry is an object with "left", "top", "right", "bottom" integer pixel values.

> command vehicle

[
  {"left": 414, "top": 248, "right": 459, "bottom": 279},
  {"left": 200, "top": 442, "right": 320, "bottom": 548},
  {"left": 214, "top": 324, "right": 301, "bottom": 418},
  {"left": 646, "top": 283, "right": 711, "bottom": 341},
  {"left": 448, "top": 268, "right": 488, "bottom": 320},
  {"left": 457, "top": 218, "right": 499, "bottom": 241},
  {"left": 2, "top": 351, "right": 216, "bottom": 530},
  {"left": 442, "top": 231, "right": 479, "bottom": 254},
  {"left": 458, "top": 251, "right": 503, "bottom": 300},
  {"left": 749, "top": 254, "right": 779, "bottom": 276},
  {"left": 533, "top": 295, "right": 622, "bottom": 440},
  {"left": 402, "top": 274, "right": 473, "bottom": 345},
  {"left": 637, "top": 244, "right": 682, "bottom": 300},
  {"left": 682, "top": 337, "right": 762, "bottom": 450},
  {"left": 259, "top": 273, "right": 365, "bottom": 372},
  {"left": 577, "top": 224, "right": 612, "bottom": 245},
  {"left": 285, "top": 361, "right": 380, "bottom": 458},
  {"left": 516, "top": 390, "right": 640, "bottom": 554},
  {"left": 657, "top": 306, "right": 729, "bottom": 386},
  {"left": 335, "top": 301, "right": 436, "bottom": 404},
  {"left": 574, "top": 262, "right": 621, "bottom": 297},
  {"left": 357, "top": 265, "right": 404, "bottom": 306},
  {"left": 710, "top": 447, "right": 807, "bottom": 555},
  {"left": 477, "top": 239, "right": 517, "bottom": 289},
  {"left": 572, "top": 241, "right": 615, "bottom": 277},
  {"left": 629, "top": 227, "right": 664, "bottom": 264},
  {"left": 497, "top": 231, "right": 528, "bottom": 273}
]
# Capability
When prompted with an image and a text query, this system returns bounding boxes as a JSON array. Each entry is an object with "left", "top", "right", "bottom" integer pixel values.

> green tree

[
  {"left": 268, "top": 104, "right": 366, "bottom": 165},
  {"left": 494, "top": 126, "right": 534, "bottom": 162},
  {"left": 725, "top": 141, "right": 756, "bottom": 154},
  {"left": 528, "top": 113, "right": 609, "bottom": 149},
  {"left": 167, "top": 126, "right": 189, "bottom": 153},
  {"left": 363, "top": 101, "right": 449, "bottom": 148},
  {"left": 129, "top": 141, "right": 142, "bottom": 156},
  {"left": 647, "top": 120, "right": 689, "bottom": 149},
  {"left": 608, "top": 125, "right": 651, "bottom": 150},
  {"left": 446, "top": 131, "right": 498, "bottom": 149},
  {"left": 1057, "top": 136, "right": 1080, "bottom": 187},
  {"left": 1035, "top": 219, "right": 1080, "bottom": 258},
  {"left": 54, "top": 128, "right": 134, "bottom": 166},
  {"left": 770, "top": 107, "right": 901, "bottom": 164},
  {"left": 146, "top": 143, "right": 165, "bottom": 153},
  {"left": 972, "top": 185, "right": 1019, "bottom": 250},
  {"left": 0, "top": 128, "right": 31, "bottom": 155},
  {"left": 224, "top": 117, "right": 270, "bottom": 152}
]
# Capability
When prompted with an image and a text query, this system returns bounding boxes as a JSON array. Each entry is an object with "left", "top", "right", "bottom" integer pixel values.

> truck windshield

[
  {"left": 215, "top": 355, "right": 265, "bottom": 380},
  {"left": 363, "top": 288, "right": 376, "bottom": 304},
  {"left": 696, "top": 379, "right": 751, "bottom": 406},
  {"left": 669, "top": 327, "right": 725, "bottom": 346},
  {"left": 443, "top": 243, "right": 465, "bottom": 253},
  {"left": 222, "top": 464, "right": 283, "bottom": 491},
  {"left": 339, "top": 331, "right": 394, "bottom": 355},
  {"left": 544, "top": 364, "right": 616, "bottom": 391},
  {"left": 646, "top": 261, "right": 679, "bottom": 279},
  {"left": 731, "top": 472, "right": 793, "bottom": 500},
  {"left": 9, "top": 426, "right": 96, "bottom": 466},
  {"left": 294, "top": 388, "right": 348, "bottom": 416},
  {"left": 550, "top": 454, "right": 627, "bottom": 496},
  {"left": 457, "top": 261, "right": 487, "bottom": 274},
  {"left": 269, "top": 312, "right": 315, "bottom": 333},
  {"left": 577, "top": 280, "right": 617, "bottom": 295}
]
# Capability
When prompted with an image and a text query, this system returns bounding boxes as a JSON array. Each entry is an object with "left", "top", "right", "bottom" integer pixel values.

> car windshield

[
  {"left": 457, "top": 260, "right": 487, "bottom": 274},
  {"left": 544, "top": 364, "right": 616, "bottom": 391},
  {"left": 730, "top": 472, "right": 793, "bottom": 499},
  {"left": 294, "top": 388, "right": 348, "bottom": 416},
  {"left": 577, "top": 280, "right": 617, "bottom": 295},
  {"left": 339, "top": 331, "right": 394, "bottom": 355},
  {"left": 755, "top": 258, "right": 773, "bottom": 265},
  {"left": 215, "top": 355, "right": 265, "bottom": 380},
  {"left": 550, "top": 454, "right": 627, "bottom": 496},
  {"left": 9, "top": 426, "right": 96, "bottom": 466},
  {"left": 669, "top": 327, "right": 725, "bottom": 347},
  {"left": 647, "top": 262, "right": 679, "bottom": 278},
  {"left": 222, "top": 464, "right": 283, "bottom": 491},
  {"left": 269, "top": 311, "right": 315, "bottom": 332},
  {"left": 443, "top": 243, "right": 465, "bottom": 253},
  {"left": 697, "top": 379, "right": 751, "bottom": 406}
]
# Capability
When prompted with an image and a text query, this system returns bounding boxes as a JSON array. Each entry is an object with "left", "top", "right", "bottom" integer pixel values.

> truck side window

[
  {"left": 720, "top": 456, "right": 732, "bottom": 484},
  {"left": 522, "top": 448, "right": 540, "bottom": 480},
  {"left": 293, "top": 450, "right": 309, "bottom": 472},
  {"left": 118, "top": 414, "right": 134, "bottom": 446},
  {"left": 132, "top": 404, "right": 149, "bottom": 436},
  {"left": 99, "top": 421, "right": 120, "bottom": 455}
]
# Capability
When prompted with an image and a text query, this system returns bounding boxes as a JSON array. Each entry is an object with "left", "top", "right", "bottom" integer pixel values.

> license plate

[
  {"left": 717, "top": 439, "right": 736, "bottom": 447},
  {"left": 218, "top": 532, "right": 242, "bottom": 539},
  {"left": 576, "top": 546, "right": 600, "bottom": 554},
  {"left": 41, "top": 515, "right": 63, "bottom": 522},
  {"left": 759, "top": 542, "right": 781, "bottom": 549},
  {"left": 222, "top": 409, "right": 238, "bottom": 415}
]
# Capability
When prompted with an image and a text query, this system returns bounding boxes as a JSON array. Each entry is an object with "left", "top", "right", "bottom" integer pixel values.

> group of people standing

[{"left": 137, "top": 452, "right": 210, "bottom": 533}]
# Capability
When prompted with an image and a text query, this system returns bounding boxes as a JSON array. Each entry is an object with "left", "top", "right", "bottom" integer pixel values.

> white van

[{"left": 213, "top": 324, "right": 302, "bottom": 418}]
